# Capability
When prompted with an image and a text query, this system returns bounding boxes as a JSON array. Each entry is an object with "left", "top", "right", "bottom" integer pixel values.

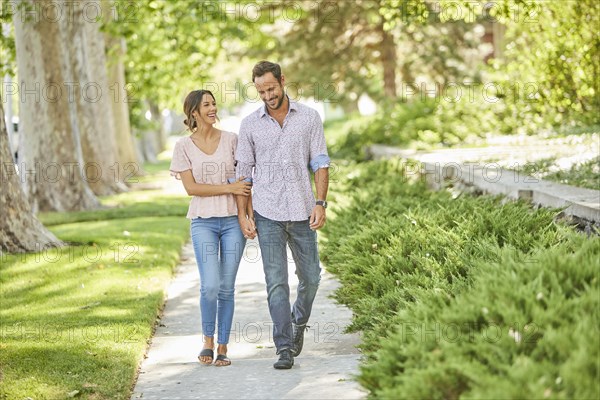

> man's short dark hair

[{"left": 252, "top": 61, "right": 282, "bottom": 83}]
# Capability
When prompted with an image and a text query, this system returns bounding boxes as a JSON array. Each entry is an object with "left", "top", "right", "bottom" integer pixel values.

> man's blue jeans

[
  {"left": 254, "top": 212, "right": 321, "bottom": 353},
  {"left": 191, "top": 216, "right": 246, "bottom": 344}
]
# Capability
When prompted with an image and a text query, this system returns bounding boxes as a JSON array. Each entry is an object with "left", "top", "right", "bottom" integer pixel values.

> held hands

[
  {"left": 309, "top": 205, "right": 326, "bottom": 230},
  {"left": 229, "top": 177, "right": 252, "bottom": 196},
  {"left": 239, "top": 216, "right": 257, "bottom": 239}
]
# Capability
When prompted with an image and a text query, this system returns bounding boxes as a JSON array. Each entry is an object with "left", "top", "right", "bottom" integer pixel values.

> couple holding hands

[{"left": 169, "top": 61, "right": 330, "bottom": 369}]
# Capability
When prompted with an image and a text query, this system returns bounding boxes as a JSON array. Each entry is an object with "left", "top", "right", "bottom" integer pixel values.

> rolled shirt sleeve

[{"left": 308, "top": 110, "right": 330, "bottom": 172}]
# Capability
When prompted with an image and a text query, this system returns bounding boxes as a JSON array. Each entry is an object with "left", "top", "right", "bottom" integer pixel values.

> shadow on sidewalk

[{"left": 131, "top": 239, "right": 366, "bottom": 400}]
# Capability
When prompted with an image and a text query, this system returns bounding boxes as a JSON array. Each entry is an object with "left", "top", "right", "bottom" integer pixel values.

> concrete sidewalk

[
  {"left": 369, "top": 144, "right": 600, "bottom": 223},
  {"left": 131, "top": 239, "right": 366, "bottom": 400}
]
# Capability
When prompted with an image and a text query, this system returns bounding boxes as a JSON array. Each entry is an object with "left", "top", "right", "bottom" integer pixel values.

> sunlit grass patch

[{"left": 0, "top": 166, "right": 190, "bottom": 400}]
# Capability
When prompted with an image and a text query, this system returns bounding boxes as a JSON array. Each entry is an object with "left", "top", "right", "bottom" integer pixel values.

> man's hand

[{"left": 309, "top": 205, "right": 326, "bottom": 230}]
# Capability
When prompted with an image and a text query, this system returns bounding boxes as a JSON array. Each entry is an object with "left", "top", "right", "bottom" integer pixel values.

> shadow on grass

[
  {"left": 0, "top": 212, "right": 190, "bottom": 399},
  {"left": 39, "top": 196, "right": 189, "bottom": 226},
  {"left": 0, "top": 158, "right": 196, "bottom": 399},
  {"left": 0, "top": 340, "right": 143, "bottom": 399}
]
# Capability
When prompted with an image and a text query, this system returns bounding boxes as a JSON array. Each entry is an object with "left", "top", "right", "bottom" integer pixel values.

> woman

[{"left": 170, "top": 89, "right": 254, "bottom": 367}]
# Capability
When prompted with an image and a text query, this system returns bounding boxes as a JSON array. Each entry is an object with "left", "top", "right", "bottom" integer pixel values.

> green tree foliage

[
  {"left": 330, "top": 1, "right": 599, "bottom": 155},
  {"left": 102, "top": 0, "right": 272, "bottom": 128},
  {"left": 263, "top": 0, "right": 489, "bottom": 105},
  {"left": 261, "top": 0, "right": 396, "bottom": 103},
  {"left": 447, "top": 0, "right": 600, "bottom": 127},
  {"left": 4, "top": 0, "right": 596, "bottom": 135},
  {"left": 380, "top": 0, "right": 490, "bottom": 85},
  {"left": 502, "top": 0, "right": 599, "bottom": 125},
  {"left": 0, "top": 4, "right": 16, "bottom": 77}
]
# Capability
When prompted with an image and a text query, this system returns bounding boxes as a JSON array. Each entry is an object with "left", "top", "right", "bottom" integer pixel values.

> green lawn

[{"left": 0, "top": 167, "right": 190, "bottom": 399}]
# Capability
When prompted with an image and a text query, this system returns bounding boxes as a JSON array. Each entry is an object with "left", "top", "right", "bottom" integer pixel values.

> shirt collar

[{"left": 259, "top": 95, "right": 297, "bottom": 118}]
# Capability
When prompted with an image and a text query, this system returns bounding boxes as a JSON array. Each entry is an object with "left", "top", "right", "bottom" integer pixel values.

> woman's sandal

[
  {"left": 198, "top": 348, "right": 214, "bottom": 365},
  {"left": 214, "top": 354, "right": 231, "bottom": 367}
]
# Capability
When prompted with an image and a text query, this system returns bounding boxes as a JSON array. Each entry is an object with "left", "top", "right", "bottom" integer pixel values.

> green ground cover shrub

[
  {"left": 322, "top": 160, "right": 599, "bottom": 399},
  {"left": 329, "top": 96, "right": 512, "bottom": 161},
  {"left": 515, "top": 156, "right": 600, "bottom": 190}
]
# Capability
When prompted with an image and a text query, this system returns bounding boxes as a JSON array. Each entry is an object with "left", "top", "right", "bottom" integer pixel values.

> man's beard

[{"left": 265, "top": 93, "right": 285, "bottom": 110}]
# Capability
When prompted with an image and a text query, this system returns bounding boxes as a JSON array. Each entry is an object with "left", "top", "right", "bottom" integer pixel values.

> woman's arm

[{"left": 179, "top": 170, "right": 251, "bottom": 197}]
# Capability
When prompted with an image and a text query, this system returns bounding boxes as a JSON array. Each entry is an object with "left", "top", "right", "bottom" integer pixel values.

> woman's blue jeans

[{"left": 190, "top": 216, "right": 246, "bottom": 344}]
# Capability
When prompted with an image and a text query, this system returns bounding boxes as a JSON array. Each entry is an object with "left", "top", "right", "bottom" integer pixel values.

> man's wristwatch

[{"left": 316, "top": 200, "right": 328, "bottom": 209}]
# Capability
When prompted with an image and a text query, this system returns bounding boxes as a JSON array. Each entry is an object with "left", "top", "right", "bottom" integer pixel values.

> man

[{"left": 235, "top": 61, "right": 330, "bottom": 369}]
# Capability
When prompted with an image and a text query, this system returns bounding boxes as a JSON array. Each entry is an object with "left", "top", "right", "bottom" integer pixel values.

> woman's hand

[{"left": 229, "top": 177, "right": 252, "bottom": 196}]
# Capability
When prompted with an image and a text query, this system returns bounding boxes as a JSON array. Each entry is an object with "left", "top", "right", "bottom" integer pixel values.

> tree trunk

[
  {"left": 106, "top": 38, "right": 143, "bottom": 176},
  {"left": 149, "top": 100, "right": 166, "bottom": 153},
  {"left": 3, "top": 72, "right": 16, "bottom": 162},
  {"left": 492, "top": 22, "right": 506, "bottom": 59},
  {"left": 341, "top": 99, "right": 359, "bottom": 114},
  {"left": 134, "top": 100, "right": 160, "bottom": 164},
  {"left": 134, "top": 129, "right": 158, "bottom": 164},
  {"left": 0, "top": 103, "right": 64, "bottom": 253},
  {"left": 13, "top": 0, "right": 99, "bottom": 212},
  {"left": 101, "top": 1, "right": 141, "bottom": 177},
  {"left": 64, "top": 0, "right": 127, "bottom": 195},
  {"left": 379, "top": 23, "right": 398, "bottom": 99}
]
